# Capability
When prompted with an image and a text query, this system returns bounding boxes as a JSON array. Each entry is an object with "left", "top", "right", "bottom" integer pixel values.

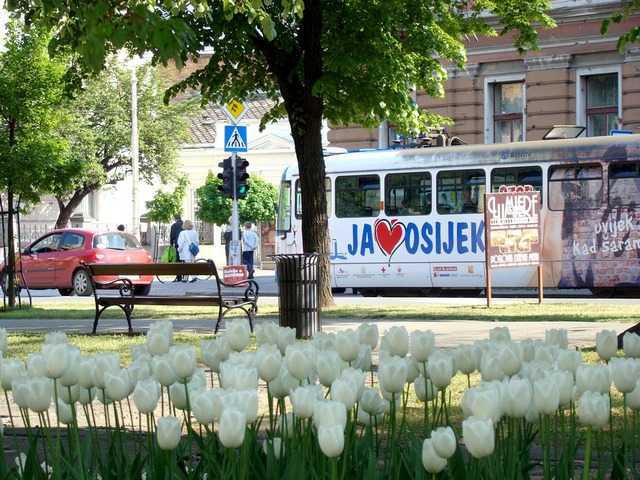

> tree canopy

[
  {"left": 52, "top": 57, "right": 197, "bottom": 229},
  {"left": 196, "top": 172, "right": 278, "bottom": 227},
  {"left": 601, "top": 0, "right": 640, "bottom": 53},
  {"left": 0, "top": 20, "right": 77, "bottom": 307},
  {"left": 12, "top": 0, "right": 556, "bottom": 305}
]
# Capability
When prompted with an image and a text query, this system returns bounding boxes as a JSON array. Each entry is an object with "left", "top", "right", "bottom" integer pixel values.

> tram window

[
  {"left": 293, "top": 178, "right": 332, "bottom": 220},
  {"left": 491, "top": 167, "right": 543, "bottom": 193},
  {"left": 336, "top": 175, "right": 380, "bottom": 218},
  {"left": 276, "top": 181, "right": 292, "bottom": 232},
  {"left": 548, "top": 164, "right": 603, "bottom": 211},
  {"left": 385, "top": 172, "right": 432, "bottom": 215},
  {"left": 609, "top": 162, "right": 640, "bottom": 208},
  {"left": 436, "top": 169, "right": 485, "bottom": 214}
]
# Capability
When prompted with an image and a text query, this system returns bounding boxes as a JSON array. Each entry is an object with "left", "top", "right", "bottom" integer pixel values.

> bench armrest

[{"left": 219, "top": 278, "right": 260, "bottom": 300}]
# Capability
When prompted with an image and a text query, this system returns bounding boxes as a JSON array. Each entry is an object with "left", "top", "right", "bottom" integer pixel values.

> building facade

[{"left": 328, "top": 0, "right": 640, "bottom": 149}]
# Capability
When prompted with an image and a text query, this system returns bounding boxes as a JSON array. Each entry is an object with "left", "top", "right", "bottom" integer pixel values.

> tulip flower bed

[{"left": 1, "top": 320, "right": 640, "bottom": 479}]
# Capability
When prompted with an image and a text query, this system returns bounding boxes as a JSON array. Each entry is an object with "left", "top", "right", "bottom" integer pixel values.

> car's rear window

[{"left": 94, "top": 233, "right": 143, "bottom": 250}]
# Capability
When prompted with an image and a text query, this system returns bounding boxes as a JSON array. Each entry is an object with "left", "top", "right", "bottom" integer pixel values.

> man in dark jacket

[{"left": 169, "top": 214, "right": 184, "bottom": 282}]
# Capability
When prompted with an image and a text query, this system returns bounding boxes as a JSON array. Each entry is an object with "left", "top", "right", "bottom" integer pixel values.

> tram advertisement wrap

[{"left": 485, "top": 190, "right": 541, "bottom": 269}]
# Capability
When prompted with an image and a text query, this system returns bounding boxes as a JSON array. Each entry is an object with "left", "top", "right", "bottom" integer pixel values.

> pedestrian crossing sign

[{"left": 224, "top": 125, "right": 248, "bottom": 152}]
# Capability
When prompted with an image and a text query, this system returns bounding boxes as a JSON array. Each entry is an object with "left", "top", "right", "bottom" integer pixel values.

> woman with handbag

[{"left": 177, "top": 219, "right": 200, "bottom": 283}]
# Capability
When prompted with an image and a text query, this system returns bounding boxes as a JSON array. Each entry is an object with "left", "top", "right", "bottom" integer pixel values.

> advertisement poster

[{"left": 485, "top": 190, "right": 541, "bottom": 269}]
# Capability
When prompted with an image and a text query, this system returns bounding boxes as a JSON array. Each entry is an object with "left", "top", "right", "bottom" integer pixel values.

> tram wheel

[
  {"left": 360, "top": 289, "right": 379, "bottom": 297},
  {"left": 589, "top": 288, "right": 616, "bottom": 298}
]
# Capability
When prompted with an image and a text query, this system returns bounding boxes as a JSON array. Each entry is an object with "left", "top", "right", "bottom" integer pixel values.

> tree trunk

[
  {"left": 55, "top": 190, "right": 91, "bottom": 229},
  {"left": 5, "top": 187, "right": 16, "bottom": 307},
  {"left": 284, "top": 0, "right": 335, "bottom": 308}
]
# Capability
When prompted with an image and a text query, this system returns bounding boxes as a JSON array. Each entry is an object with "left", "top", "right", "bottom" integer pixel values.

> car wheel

[
  {"left": 134, "top": 283, "right": 152, "bottom": 296},
  {"left": 1, "top": 270, "right": 21, "bottom": 296},
  {"left": 58, "top": 288, "right": 75, "bottom": 297},
  {"left": 73, "top": 270, "right": 93, "bottom": 296}
]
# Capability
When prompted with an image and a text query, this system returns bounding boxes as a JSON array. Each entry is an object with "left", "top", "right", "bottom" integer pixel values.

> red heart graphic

[{"left": 374, "top": 219, "right": 406, "bottom": 259}]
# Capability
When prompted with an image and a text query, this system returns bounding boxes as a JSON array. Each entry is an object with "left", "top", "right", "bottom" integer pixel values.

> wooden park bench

[{"left": 82, "top": 260, "right": 259, "bottom": 334}]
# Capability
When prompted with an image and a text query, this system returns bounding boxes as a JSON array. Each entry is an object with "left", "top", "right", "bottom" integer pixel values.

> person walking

[
  {"left": 169, "top": 214, "right": 184, "bottom": 282},
  {"left": 242, "top": 221, "right": 259, "bottom": 279},
  {"left": 177, "top": 220, "right": 200, "bottom": 282}
]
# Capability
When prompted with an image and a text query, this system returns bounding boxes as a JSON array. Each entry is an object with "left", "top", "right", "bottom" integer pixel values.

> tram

[{"left": 275, "top": 134, "right": 640, "bottom": 297}]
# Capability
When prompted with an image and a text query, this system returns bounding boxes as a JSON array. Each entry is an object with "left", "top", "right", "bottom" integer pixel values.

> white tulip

[
  {"left": 427, "top": 350, "right": 454, "bottom": 389},
  {"left": 422, "top": 438, "right": 447, "bottom": 474},
  {"left": 313, "top": 399, "right": 347, "bottom": 430},
  {"left": 545, "top": 328, "right": 568, "bottom": 349},
  {"left": 504, "top": 376, "right": 533, "bottom": 419},
  {"left": 316, "top": 350, "right": 342, "bottom": 388},
  {"left": 462, "top": 416, "right": 495, "bottom": 458},
  {"left": 256, "top": 344, "right": 282, "bottom": 383},
  {"left": 357, "top": 323, "right": 379, "bottom": 350},
  {"left": 132, "top": 378, "right": 161, "bottom": 415},
  {"left": 317, "top": 424, "right": 345, "bottom": 458},
  {"left": 330, "top": 377, "right": 357, "bottom": 411},
  {"left": 284, "top": 343, "right": 316, "bottom": 381},
  {"left": 489, "top": 326, "right": 511, "bottom": 342},
  {"left": 381, "top": 326, "right": 410, "bottom": 358},
  {"left": 290, "top": 384, "right": 324, "bottom": 419},
  {"left": 218, "top": 406, "right": 247, "bottom": 448},
  {"left": 255, "top": 321, "right": 279, "bottom": 346},
  {"left": 335, "top": 329, "right": 360, "bottom": 363},
  {"left": 626, "top": 379, "right": 640, "bottom": 410},
  {"left": 378, "top": 355, "right": 407, "bottom": 394},
  {"left": 575, "top": 364, "right": 611, "bottom": 395},
  {"left": 170, "top": 344, "right": 197, "bottom": 381},
  {"left": 151, "top": 353, "right": 177, "bottom": 387},
  {"left": 200, "top": 336, "right": 231, "bottom": 374},
  {"left": 611, "top": 357, "right": 640, "bottom": 394},
  {"left": 156, "top": 416, "right": 182, "bottom": 450},
  {"left": 577, "top": 390, "right": 610, "bottom": 430},
  {"left": 414, "top": 375, "right": 438, "bottom": 403},
  {"left": 220, "top": 363, "right": 258, "bottom": 391},
  {"left": 225, "top": 318, "right": 251, "bottom": 352},
  {"left": 410, "top": 330, "right": 435, "bottom": 363},
  {"left": 533, "top": 376, "right": 561, "bottom": 415},
  {"left": 42, "top": 343, "right": 70, "bottom": 380},
  {"left": 623, "top": 332, "right": 640, "bottom": 358},
  {"left": 556, "top": 348, "right": 582, "bottom": 377},
  {"left": 104, "top": 368, "right": 131, "bottom": 402},
  {"left": 596, "top": 329, "right": 618, "bottom": 362},
  {"left": 276, "top": 326, "right": 296, "bottom": 355},
  {"left": 431, "top": 426, "right": 457, "bottom": 459}
]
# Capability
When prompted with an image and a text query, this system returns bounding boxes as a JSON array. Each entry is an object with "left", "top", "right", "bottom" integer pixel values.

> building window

[
  {"left": 493, "top": 82, "right": 524, "bottom": 143},
  {"left": 586, "top": 74, "right": 619, "bottom": 136}
]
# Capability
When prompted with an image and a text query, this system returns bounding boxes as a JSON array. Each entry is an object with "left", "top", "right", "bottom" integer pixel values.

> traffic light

[
  {"left": 236, "top": 157, "right": 250, "bottom": 199},
  {"left": 217, "top": 157, "right": 234, "bottom": 199}
]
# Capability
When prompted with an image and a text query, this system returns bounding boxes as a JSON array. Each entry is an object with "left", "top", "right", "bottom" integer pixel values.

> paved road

[{"left": 2, "top": 269, "right": 636, "bottom": 349}]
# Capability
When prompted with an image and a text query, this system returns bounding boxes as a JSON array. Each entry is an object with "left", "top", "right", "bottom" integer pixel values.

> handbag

[
  {"left": 189, "top": 240, "right": 200, "bottom": 256},
  {"left": 161, "top": 246, "right": 177, "bottom": 262}
]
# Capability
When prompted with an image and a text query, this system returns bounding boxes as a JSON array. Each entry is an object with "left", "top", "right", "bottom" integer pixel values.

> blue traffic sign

[{"left": 224, "top": 125, "right": 248, "bottom": 152}]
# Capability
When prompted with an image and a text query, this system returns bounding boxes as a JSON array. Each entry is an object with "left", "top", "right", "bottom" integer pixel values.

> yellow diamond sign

[{"left": 222, "top": 99, "right": 249, "bottom": 125}]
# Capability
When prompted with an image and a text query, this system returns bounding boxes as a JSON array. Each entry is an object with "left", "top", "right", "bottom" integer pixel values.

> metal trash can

[{"left": 271, "top": 253, "right": 322, "bottom": 339}]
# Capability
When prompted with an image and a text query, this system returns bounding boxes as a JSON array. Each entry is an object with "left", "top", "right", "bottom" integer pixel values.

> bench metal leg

[{"left": 93, "top": 304, "right": 134, "bottom": 334}]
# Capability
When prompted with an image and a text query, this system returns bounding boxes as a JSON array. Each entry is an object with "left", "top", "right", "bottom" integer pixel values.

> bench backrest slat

[{"left": 85, "top": 261, "right": 218, "bottom": 278}]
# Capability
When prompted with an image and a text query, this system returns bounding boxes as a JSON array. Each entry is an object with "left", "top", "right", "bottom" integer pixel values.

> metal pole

[{"left": 131, "top": 65, "right": 139, "bottom": 236}]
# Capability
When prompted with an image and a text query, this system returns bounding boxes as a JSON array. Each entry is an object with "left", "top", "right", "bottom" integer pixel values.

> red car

[{"left": 1, "top": 228, "right": 154, "bottom": 297}]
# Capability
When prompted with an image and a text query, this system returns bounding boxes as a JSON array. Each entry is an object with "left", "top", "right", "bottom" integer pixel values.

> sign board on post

[
  {"left": 484, "top": 189, "right": 542, "bottom": 306},
  {"left": 221, "top": 99, "right": 248, "bottom": 125},
  {"left": 223, "top": 265, "right": 247, "bottom": 286},
  {"left": 224, "top": 125, "right": 248, "bottom": 153}
]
